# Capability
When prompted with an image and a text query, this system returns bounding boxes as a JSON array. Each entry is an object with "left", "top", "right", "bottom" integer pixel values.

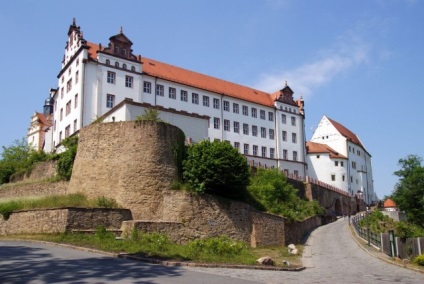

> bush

[
  {"left": 96, "top": 196, "right": 118, "bottom": 208},
  {"left": 57, "top": 136, "right": 78, "bottom": 180},
  {"left": 0, "top": 201, "right": 22, "bottom": 220},
  {"left": 413, "top": 254, "right": 424, "bottom": 266},
  {"left": 183, "top": 140, "right": 250, "bottom": 198},
  {"left": 188, "top": 236, "right": 247, "bottom": 257}
]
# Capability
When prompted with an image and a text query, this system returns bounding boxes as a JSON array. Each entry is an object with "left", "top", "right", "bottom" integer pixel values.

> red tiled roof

[
  {"left": 383, "top": 198, "right": 396, "bottom": 208},
  {"left": 306, "top": 141, "right": 347, "bottom": 159},
  {"left": 327, "top": 117, "right": 363, "bottom": 148},
  {"left": 35, "top": 112, "right": 51, "bottom": 126},
  {"left": 86, "top": 42, "right": 277, "bottom": 107}
]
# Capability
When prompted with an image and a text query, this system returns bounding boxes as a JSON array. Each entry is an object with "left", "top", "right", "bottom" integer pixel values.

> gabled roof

[
  {"left": 383, "top": 198, "right": 396, "bottom": 208},
  {"left": 306, "top": 141, "right": 347, "bottom": 159},
  {"left": 86, "top": 42, "right": 281, "bottom": 108},
  {"left": 35, "top": 112, "right": 51, "bottom": 126},
  {"left": 327, "top": 116, "right": 364, "bottom": 148}
]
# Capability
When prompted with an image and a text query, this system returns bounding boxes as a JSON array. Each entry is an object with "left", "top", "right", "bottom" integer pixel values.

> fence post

[{"left": 418, "top": 237, "right": 422, "bottom": 256}]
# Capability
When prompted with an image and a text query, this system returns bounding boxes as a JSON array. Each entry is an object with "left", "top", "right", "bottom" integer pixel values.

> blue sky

[{"left": 0, "top": 0, "right": 422, "bottom": 198}]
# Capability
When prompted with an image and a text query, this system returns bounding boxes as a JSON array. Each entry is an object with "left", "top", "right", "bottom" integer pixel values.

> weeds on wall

[{"left": 56, "top": 136, "right": 78, "bottom": 181}]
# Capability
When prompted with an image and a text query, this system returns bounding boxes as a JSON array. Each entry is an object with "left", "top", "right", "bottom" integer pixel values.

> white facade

[
  {"left": 42, "top": 20, "right": 307, "bottom": 178},
  {"left": 309, "top": 115, "right": 376, "bottom": 204}
]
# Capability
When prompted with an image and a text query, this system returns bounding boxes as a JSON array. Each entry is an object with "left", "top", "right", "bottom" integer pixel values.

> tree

[
  {"left": 135, "top": 109, "right": 163, "bottom": 122},
  {"left": 182, "top": 140, "right": 250, "bottom": 198},
  {"left": 392, "top": 155, "right": 424, "bottom": 226}
]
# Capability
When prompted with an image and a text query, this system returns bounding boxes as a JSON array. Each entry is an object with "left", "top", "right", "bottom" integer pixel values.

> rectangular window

[
  {"left": 107, "top": 71, "right": 115, "bottom": 84},
  {"left": 213, "top": 117, "right": 220, "bottom": 129},
  {"left": 143, "top": 81, "right": 151, "bottom": 93},
  {"left": 73, "top": 119, "right": 77, "bottom": 132},
  {"left": 251, "top": 108, "right": 257, "bottom": 118},
  {"left": 252, "top": 125, "right": 258, "bottom": 137},
  {"left": 270, "top": 148, "right": 275, "bottom": 159},
  {"left": 253, "top": 145, "right": 258, "bottom": 156},
  {"left": 294, "top": 170, "right": 299, "bottom": 177},
  {"left": 192, "top": 93, "right": 199, "bottom": 104},
  {"left": 65, "top": 125, "right": 70, "bottom": 138},
  {"left": 234, "top": 142, "right": 240, "bottom": 150},
  {"left": 260, "top": 110, "right": 265, "bottom": 120},
  {"left": 293, "top": 151, "right": 298, "bottom": 161},
  {"left": 156, "top": 84, "right": 164, "bottom": 96},
  {"left": 243, "top": 123, "right": 249, "bottom": 135},
  {"left": 60, "top": 108, "right": 63, "bottom": 121},
  {"left": 282, "top": 114, "right": 286, "bottom": 124},
  {"left": 66, "top": 79, "right": 72, "bottom": 92},
  {"left": 261, "top": 147, "right": 267, "bottom": 157},
  {"left": 292, "top": 133, "right": 297, "bottom": 143},
  {"left": 59, "top": 131, "right": 62, "bottom": 143},
  {"left": 223, "top": 101, "right": 230, "bottom": 111},
  {"left": 282, "top": 131, "right": 287, "bottom": 141},
  {"left": 261, "top": 127, "right": 266, "bottom": 138},
  {"left": 341, "top": 161, "right": 344, "bottom": 167},
  {"left": 352, "top": 161, "right": 356, "bottom": 169},
  {"left": 169, "top": 87, "right": 176, "bottom": 99},
  {"left": 331, "top": 174, "right": 336, "bottom": 181},
  {"left": 74, "top": 94, "right": 78, "bottom": 108},
  {"left": 342, "top": 175, "right": 345, "bottom": 181},
  {"left": 269, "top": 129, "right": 274, "bottom": 140},
  {"left": 268, "top": 112, "right": 274, "bottom": 121},
  {"left": 351, "top": 176, "right": 353, "bottom": 182},
  {"left": 335, "top": 161, "right": 339, "bottom": 166},
  {"left": 242, "top": 105, "right": 248, "bottom": 116},
  {"left": 66, "top": 100, "right": 71, "bottom": 116},
  {"left": 357, "top": 150, "right": 361, "bottom": 156},
  {"left": 180, "top": 90, "right": 188, "bottom": 102},
  {"left": 224, "top": 119, "right": 230, "bottom": 131},
  {"left": 203, "top": 96, "right": 209, "bottom": 107},
  {"left": 61, "top": 87, "right": 64, "bottom": 99},
  {"left": 234, "top": 121, "right": 239, "bottom": 133},
  {"left": 125, "top": 76, "right": 133, "bottom": 88},
  {"left": 213, "top": 98, "right": 220, "bottom": 109},
  {"left": 291, "top": 116, "right": 296, "bottom": 126},
  {"left": 75, "top": 71, "right": 79, "bottom": 84},
  {"left": 106, "top": 94, "right": 115, "bottom": 108},
  {"left": 243, "top": 144, "right": 249, "bottom": 155},
  {"left": 283, "top": 149, "right": 288, "bottom": 160},
  {"left": 233, "top": 103, "right": 239, "bottom": 114}
]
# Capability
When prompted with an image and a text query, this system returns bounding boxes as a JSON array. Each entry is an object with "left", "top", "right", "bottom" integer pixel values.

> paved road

[{"left": 1, "top": 220, "right": 423, "bottom": 283}]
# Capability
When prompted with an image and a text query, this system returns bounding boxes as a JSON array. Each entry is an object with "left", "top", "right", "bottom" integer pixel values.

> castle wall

[{"left": 0, "top": 181, "right": 69, "bottom": 200}]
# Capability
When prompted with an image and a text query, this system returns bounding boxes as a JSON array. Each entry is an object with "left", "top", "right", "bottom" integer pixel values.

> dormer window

[
  {"left": 122, "top": 64, "right": 127, "bottom": 70},
  {"left": 106, "top": 59, "right": 110, "bottom": 65},
  {"left": 114, "top": 46, "right": 119, "bottom": 54},
  {"left": 115, "top": 62, "right": 119, "bottom": 68},
  {"left": 122, "top": 49, "right": 126, "bottom": 56}
]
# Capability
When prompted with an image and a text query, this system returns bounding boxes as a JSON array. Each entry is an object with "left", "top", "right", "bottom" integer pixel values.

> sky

[{"left": 0, "top": 0, "right": 423, "bottom": 199}]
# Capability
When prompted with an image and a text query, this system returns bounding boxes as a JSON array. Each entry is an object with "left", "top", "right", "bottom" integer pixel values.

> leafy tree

[
  {"left": 248, "top": 168, "right": 323, "bottom": 221},
  {"left": 392, "top": 155, "right": 424, "bottom": 227},
  {"left": 135, "top": 109, "right": 163, "bottom": 122},
  {"left": 56, "top": 136, "right": 79, "bottom": 180},
  {"left": 182, "top": 140, "right": 250, "bottom": 198}
]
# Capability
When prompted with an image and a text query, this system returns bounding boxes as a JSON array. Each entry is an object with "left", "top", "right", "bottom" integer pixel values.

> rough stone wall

[
  {"left": 284, "top": 216, "right": 323, "bottom": 245},
  {"left": 0, "top": 208, "right": 132, "bottom": 235},
  {"left": 9, "top": 161, "right": 57, "bottom": 183},
  {"left": 121, "top": 221, "right": 184, "bottom": 243},
  {"left": 251, "top": 211, "right": 285, "bottom": 247},
  {"left": 0, "top": 182, "right": 69, "bottom": 200},
  {"left": 68, "top": 121, "right": 184, "bottom": 219}
]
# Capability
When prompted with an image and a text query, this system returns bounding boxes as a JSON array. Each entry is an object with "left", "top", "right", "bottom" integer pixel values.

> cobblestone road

[{"left": 187, "top": 219, "right": 424, "bottom": 283}]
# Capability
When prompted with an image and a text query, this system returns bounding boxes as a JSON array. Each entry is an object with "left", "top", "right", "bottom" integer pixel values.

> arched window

[
  {"left": 122, "top": 64, "right": 127, "bottom": 70},
  {"left": 106, "top": 59, "right": 110, "bottom": 65},
  {"left": 115, "top": 62, "right": 119, "bottom": 68},
  {"left": 131, "top": 66, "right": 135, "bottom": 72}
]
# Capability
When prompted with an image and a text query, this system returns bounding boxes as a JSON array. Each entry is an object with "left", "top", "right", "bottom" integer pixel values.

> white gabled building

[
  {"left": 31, "top": 19, "right": 307, "bottom": 178},
  {"left": 308, "top": 115, "right": 376, "bottom": 205}
]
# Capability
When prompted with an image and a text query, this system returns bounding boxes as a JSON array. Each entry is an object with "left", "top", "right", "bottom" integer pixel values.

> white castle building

[
  {"left": 306, "top": 115, "right": 376, "bottom": 204},
  {"left": 29, "top": 19, "right": 307, "bottom": 178}
]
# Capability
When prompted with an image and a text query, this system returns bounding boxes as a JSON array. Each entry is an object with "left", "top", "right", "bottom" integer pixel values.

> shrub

[
  {"left": 188, "top": 236, "right": 247, "bottom": 257},
  {"left": 413, "top": 254, "right": 424, "bottom": 266},
  {"left": 95, "top": 196, "right": 118, "bottom": 208},
  {"left": 56, "top": 136, "right": 78, "bottom": 180},
  {"left": 96, "top": 226, "right": 114, "bottom": 240},
  {"left": 0, "top": 201, "right": 22, "bottom": 220},
  {"left": 135, "top": 109, "right": 163, "bottom": 123}
]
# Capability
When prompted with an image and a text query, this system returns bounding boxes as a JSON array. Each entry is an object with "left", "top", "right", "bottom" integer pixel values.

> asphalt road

[{"left": 1, "top": 219, "right": 423, "bottom": 283}]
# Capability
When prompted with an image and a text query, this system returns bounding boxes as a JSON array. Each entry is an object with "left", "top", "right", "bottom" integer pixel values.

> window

[
  {"left": 169, "top": 87, "right": 176, "bottom": 99},
  {"left": 76, "top": 59, "right": 79, "bottom": 67},
  {"left": 316, "top": 155, "right": 320, "bottom": 158},
  {"left": 252, "top": 125, "right": 258, "bottom": 136},
  {"left": 68, "top": 67, "right": 71, "bottom": 75},
  {"left": 156, "top": 84, "right": 164, "bottom": 96},
  {"left": 203, "top": 96, "right": 210, "bottom": 107},
  {"left": 351, "top": 176, "right": 353, "bottom": 182},
  {"left": 292, "top": 133, "right": 297, "bottom": 143},
  {"left": 125, "top": 76, "right": 133, "bottom": 88},
  {"left": 73, "top": 119, "right": 77, "bottom": 132},
  {"left": 233, "top": 103, "right": 239, "bottom": 114},
  {"left": 213, "top": 117, "right": 220, "bottom": 129},
  {"left": 291, "top": 116, "right": 296, "bottom": 126},
  {"left": 60, "top": 108, "right": 63, "bottom": 121},
  {"left": 224, "top": 119, "right": 230, "bottom": 131},
  {"left": 192, "top": 93, "right": 199, "bottom": 104},
  {"left": 341, "top": 161, "right": 344, "bottom": 167},
  {"left": 223, "top": 101, "right": 230, "bottom": 111},
  {"left": 131, "top": 66, "right": 136, "bottom": 72},
  {"left": 234, "top": 142, "right": 240, "bottom": 150},
  {"left": 243, "top": 144, "right": 249, "bottom": 155},
  {"left": 66, "top": 79, "right": 72, "bottom": 92},
  {"left": 284, "top": 169, "right": 289, "bottom": 176},
  {"left": 234, "top": 121, "right": 239, "bottom": 133},
  {"left": 107, "top": 71, "right": 115, "bottom": 84},
  {"left": 342, "top": 175, "right": 346, "bottom": 181},
  {"left": 213, "top": 98, "right": 219, "bottom": 109},
  {"left": 293, "top": 151, "right": 298, "bottom": 161},
  {"left": 261, "top": 127, "right": 266, "bottom": 138},
  {"left": 61, "top": 87, "right": 64, "bottom": 99},
  {"left": 59, "top": 131, "right": 62, "bottom": 143},
  {"left": 335, "top": 161, "right": 339, "bottom": 166},
  {"left": 282, "top": 114, "right": 286, "bottom": 124},
  {"left": 269, "top": 129, "right": 274, "bottom": 139},
  {"left": 180, "top": 90, "right": 188, "bottom": 102},
  {"left": 331, "top": 174, "right": 336, "bottom": 181},
  {"left": 270, "top": 148, "right": 275, "bottom": 159},
  {"left": 66, "top": 100, "right": 71, "bottom": 116},
  {"left": 61, "top": 76, "right": 64, "bottom": 83},
  {"left": 243, "top": 123, "right": 249, "bottom": 135},
  {"left": 282, "top": 131, "right": 287, "bottom": 141},
  {"left": 115, "top": 62, "right": 119, "bottom": 68},
  {"left": 143, "top": 81, "right": 151, "bottom": 93},
  {"left": 260, "top": 110, "right": 265, "bottom": 120},
  {"left": 253, "top": 145, "right": 258, "bottom": 156},
  {"left": 122, "top": 63, "right": 127, "bottom": 70},
  {"left": 65, "top": 125, "right": 70, "bottom": 138},
  {"left": 75, "top": 71, "right": 79, "bottom": 84},
  {"left": 106, "top": 59, "right": 110, "bottom": 65},
  {"left": 357, "top": 150, "right": 361, "bottom": 156},
  {"left": 242, "top": 105, "right": 248, "bottom": 116},
  {"left": 268, "top": 112, "right": 274, "bottom": 121},
  {"left": 352, "top": 161, "right": 356, "bottom": 169},
  {"left": 74, "top": 94, "right": 78, "bottom": 108},
  {"left": 261, "top": 147, "right": 267, "bottom": 157},
  {"left": 251, "top": 108, "right": 257, "bottom": 118},
  {"left": 106, "top": 94, "right": 115, "bottom": 108},
  {"left": 283, "top": 149, "right": 288, "bottom": 160}
]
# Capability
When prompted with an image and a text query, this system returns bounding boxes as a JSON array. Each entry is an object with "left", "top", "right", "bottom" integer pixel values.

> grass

[
  {"left": 0, "top": 193, "right": 120, "bottom": 219},
  {"left": 0, "top": 231, "right": 303, "bottom": 268},
  {"left": 0, "top": 176, "right": 63, "bottom": 190}
]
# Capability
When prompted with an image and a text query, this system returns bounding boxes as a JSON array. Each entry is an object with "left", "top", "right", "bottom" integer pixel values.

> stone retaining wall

[
  {"left": 9, "top": 161, "right": 57, "bottom": 183},
  {"left": 0, "top": 181, "right": 69, "bottom": 200}
]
